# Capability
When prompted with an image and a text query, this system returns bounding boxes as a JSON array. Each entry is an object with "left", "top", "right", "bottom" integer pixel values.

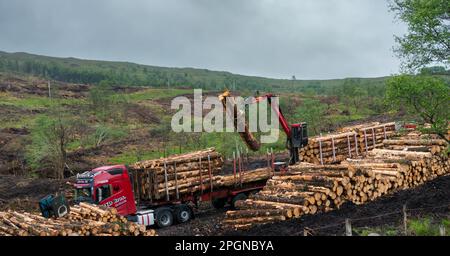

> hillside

[
  {"left": 0, "top": 51, "right": 446, "bottom": 179},
  {"left": 0, "top": 51, "right": 388, "bottom": 92},
  {"left": 0, "top": 69, "right": 401, "bottom": 178}
]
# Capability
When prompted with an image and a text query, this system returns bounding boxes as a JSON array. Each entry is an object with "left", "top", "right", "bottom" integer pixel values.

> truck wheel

[
  {"left": 231, "top": 193, "right": 247, "bottom": 209},
  {"left": 155, "top": 207, "right": 173, "bottom": 228},
  {"left": 175, "top": 205, "right": 192, "bottom": 224},
  {"left": 211, "top": 198, "right": 226, "bottom": 209}
]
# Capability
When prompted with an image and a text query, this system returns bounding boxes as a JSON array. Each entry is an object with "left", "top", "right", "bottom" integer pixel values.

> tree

[
  {"left": 149, "top": 118, "right": 174, "bottom": 157},
  {"left": 89, "top": 80, "right": 114, "bottom": 117},
  {"left": 386, "top": 74, "right": 450, "bottom": 141},
  {"left": 420, "top": 66, "right": 450, "bottom": 75},
  {"left": 26, "top": 113, "right": 76, "bottom": 179},
  {"left": 88, "top": 80, "right": 131, "bottom": 122},
  {"left": 294, "top": 99, "right": 328, "bottom": 135},
  {"left": 389, "top": 0, "right": 450, "bottom": 71}
]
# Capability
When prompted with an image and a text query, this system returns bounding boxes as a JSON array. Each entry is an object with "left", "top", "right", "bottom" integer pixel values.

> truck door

[{"left": 97, "top": 184, "right": 131, "bottom": 216}]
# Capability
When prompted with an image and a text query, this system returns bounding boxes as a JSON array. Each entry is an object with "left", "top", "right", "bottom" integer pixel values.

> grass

[
  {"left": 351, "top": 216, "right": 450, "bottom": 236},
  {"left": 0, "top": 92, "right": 85, "bottom": 109},
  {"left": 355, "top": 226, "right": 400, "bottom": 236},
  {"left": 408, "top": 217, "right": 440, "bottom": 236},
  {"left": 0, "top": 115, "right": 38, "bottom": 128},
  {"left": 126, "top": 88, "right": 192, "bottom": 102},
  {"left": 66, "top": 124, "right": 130, "bottom": 151}
]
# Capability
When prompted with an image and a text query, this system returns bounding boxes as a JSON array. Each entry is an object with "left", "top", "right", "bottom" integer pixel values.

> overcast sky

[{"left": 0, "top": 0, "right": 407, "bottom": 80}]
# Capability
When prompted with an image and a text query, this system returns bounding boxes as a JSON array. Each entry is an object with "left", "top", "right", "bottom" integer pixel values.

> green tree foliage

[
  {"left": 420, "top": 66, "right": 450, "bottom": 75},
  {"left": 88, "top": 80, "right": 130, "bottom": 122},
  {"left": 89, "top": 124, "right": 127, "bottom": 148},
  {"left": 386, "top": 75, "right": 450, "bottom": 141},
  {"left": 294, "top": 99, "right": 328, "bottom": 135},
  {"left": 389, "top": 0, "right": 450, "bottom": 71},
  {"left": 0, "top": 51, "right": 388, "bottom": 93},
  {"left": 26, "top": 114, "right": 76, "bottom": 179},
  {"left": 89, "top": 80, "right": 114, "bottom": 117}
]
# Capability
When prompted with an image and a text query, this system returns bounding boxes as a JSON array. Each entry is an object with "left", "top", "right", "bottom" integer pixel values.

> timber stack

[
  {"left": 225, "top": 137, "right": 449, "bottom": 230},
  {"left": 299, "top": 122, "right": 397, "bottom": 164},
  {"left": 217, "top": 167, "right": 273, "bottom": 187},
  {"left": 130, "top": 148, "right": 224, "bottom": 200},
  {"left": 224, "top": 163, "right": 352, "bottom": 229},
  {"left": 299, "top": 132, "right": 359, "bottom": 164},
  {"left": 0, "top": 202, "right": 156, "bottom": 236},
  {"left": 356, "top": 122, "right": 397, "bottom": 155}
]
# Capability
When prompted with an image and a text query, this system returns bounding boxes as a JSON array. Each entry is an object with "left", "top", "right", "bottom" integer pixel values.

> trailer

[{"left": 73, "top": 160, "right": 271, "bottom": 228}]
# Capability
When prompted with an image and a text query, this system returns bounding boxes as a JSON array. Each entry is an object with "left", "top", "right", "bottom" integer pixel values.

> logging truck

[{"left": 73, "top": 164, "right": 269, "bottom": 228}]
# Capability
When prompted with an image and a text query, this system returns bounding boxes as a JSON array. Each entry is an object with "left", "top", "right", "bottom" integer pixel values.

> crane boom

[{"left": 219, "top": 90, "right": 308, "bottom": 164}]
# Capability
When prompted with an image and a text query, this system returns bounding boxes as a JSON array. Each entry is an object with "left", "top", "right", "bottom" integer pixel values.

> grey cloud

[{"left": 0, "top": 0, "right": 407, "bottom": 79}]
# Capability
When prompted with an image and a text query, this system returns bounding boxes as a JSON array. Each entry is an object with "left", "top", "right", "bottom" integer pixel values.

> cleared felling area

[
  {"left": 224, "top": 127, "right": 449, "bottom": 230},
  {"left": 0, "top": 202, "right": 157, "bottom": 236}
]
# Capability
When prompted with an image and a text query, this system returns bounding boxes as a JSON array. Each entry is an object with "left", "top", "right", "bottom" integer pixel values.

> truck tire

[
  {"left": 175, "top": 205, "right": 192, "bottom": 224},
  {"left": 231, "top": 193, "right": 247, "bottom": 209},
  {"left": 211, "top": 198, "right": 226, "bottom": 209},
  {"left": 155, "top": 207, "right": 173, "bottom": 228}
]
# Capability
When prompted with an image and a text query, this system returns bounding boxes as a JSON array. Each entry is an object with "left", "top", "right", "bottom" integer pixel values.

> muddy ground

[{"left": 0, "top": 175, "right": 74, "bottom": 212}]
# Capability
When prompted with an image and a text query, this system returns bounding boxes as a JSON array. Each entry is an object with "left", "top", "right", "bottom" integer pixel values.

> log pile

[
  {"left": 225, "top": 137, "right": 449, "bottom": 230},
  {"left": 130, "top": 148, "right": 224, "bottom": 200},
  {"left": 224, "top": 163, "right": 352, "bottom": 229},
  {"left": 382, "top": 139, "right": 447, "bottom": 154},
  {"left": 299, "top": 132, "right": 360, "bottom": 164},
  {"left": 0, "top": 203, "right": 157, "bottom": 236},
  {"left": 356, "top": 122, "right": 397, "bottom": 154},
  {"left": 341, "top": 160, "right": 409, "bottom": 205},
  {"left": 299, "top": 122, "right": 397, "bottom": 164},
  {"left": 218, "top": 167, "right": 273, "bottom": 187}
]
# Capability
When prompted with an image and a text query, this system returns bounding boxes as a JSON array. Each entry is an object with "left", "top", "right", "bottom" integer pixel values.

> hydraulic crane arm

[
  {"left": 219, "top": 90, "right": 261, "bottom": 151},
  {"left": 252, "top": 94, "right": 292, "bottom": 137},
  {"left": 219, "top": 90, "right": 308, "bottom": 164}
]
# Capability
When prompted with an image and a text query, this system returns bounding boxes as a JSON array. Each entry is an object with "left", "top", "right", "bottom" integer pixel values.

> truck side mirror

[{"left": 97, "top": 188, "right": 102, "bottom": 202}]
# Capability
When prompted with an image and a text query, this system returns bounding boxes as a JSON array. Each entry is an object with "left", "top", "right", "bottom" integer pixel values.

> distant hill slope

[{"left": 0, "top": 51, "right": 388, "bottom": 92}]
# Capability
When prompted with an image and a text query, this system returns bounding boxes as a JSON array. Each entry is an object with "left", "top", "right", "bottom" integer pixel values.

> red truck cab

[{"left": 74, "top": 165, "right": 137, "bottom": 216}]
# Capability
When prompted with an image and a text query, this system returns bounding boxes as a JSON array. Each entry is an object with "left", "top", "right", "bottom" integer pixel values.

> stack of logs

[
  {"left": 225, "top": 137, "right": 449, "bottom": 229},
  {"left": 218, "top": 167, "right": 273, "bottom": 187},
  {"left": 299, "top": 131, "right": 359, "bottom": 164},
  {"left": 131, "top": 148, "right": 273, "bottom": 201},
  {"left": 299, "top": 122, "right": 396, "bottom": 165},
  {"left": 130, "top": 148, "right": 224, "bottom": 200},
  {"left": 224, "top": 163, "right": 351, "bottom": 229},
  {"left": 0, "top": 202, "right": 157, "bottom": 236},
  {"left": 357, "top": 122, "right": 397, "bottom": 154}
]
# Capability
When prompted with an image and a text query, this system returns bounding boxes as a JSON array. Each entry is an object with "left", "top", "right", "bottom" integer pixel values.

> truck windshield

[{"left": 75, "top": 187, "right": 93, "bottom": 203}]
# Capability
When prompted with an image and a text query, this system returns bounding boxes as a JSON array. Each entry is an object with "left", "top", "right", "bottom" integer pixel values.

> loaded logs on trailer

[
  {"left": 299, "top": 122, "right": 397, "bottom": 164},
  {"left": 130, "top": 148, "right": 272, "bottom": 202},
  {"left": 0, "top": 202, "right": 156, "bottom": 236},
  {"left": 218, "top": 167, "right": 272, "bottom": 187},
  {"left": 130, "top": 148, "right": 224, "bottom": 201},
  {"left": 225, "top": 137, "right": 449, "bottom": 229}
]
